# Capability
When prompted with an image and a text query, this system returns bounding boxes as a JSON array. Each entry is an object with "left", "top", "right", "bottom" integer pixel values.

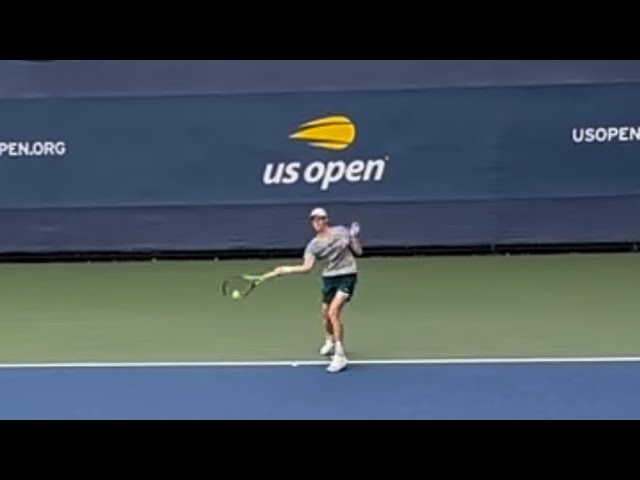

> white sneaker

[
  {"left": 327, "top": 354, "right": 348, "bottom": 373},
  {"left": 319, "top": 340, "right": 335, "bottom": 356}
]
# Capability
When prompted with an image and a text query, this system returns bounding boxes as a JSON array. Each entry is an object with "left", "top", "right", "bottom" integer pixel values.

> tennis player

[{"left": 270, "top": 207, "right": 362, "bottom": 373}]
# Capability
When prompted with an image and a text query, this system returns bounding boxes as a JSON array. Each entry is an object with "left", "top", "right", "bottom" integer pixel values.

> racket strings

[{"left": 222, "top": 276, "right": 255, "bottom": 296}]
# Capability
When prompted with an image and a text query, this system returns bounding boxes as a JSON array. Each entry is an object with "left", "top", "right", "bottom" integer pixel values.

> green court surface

[{"left": 0, "top": 253, "right": 639, "bottom": 364}]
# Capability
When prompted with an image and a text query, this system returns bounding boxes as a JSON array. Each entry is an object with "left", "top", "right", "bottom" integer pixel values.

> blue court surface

[{"left": 1, "top": 361, "right": 639, "bottom": 420}]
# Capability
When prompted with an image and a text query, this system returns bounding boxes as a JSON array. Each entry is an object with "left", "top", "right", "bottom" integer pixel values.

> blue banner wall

[
  {"left": 1, "top": 76, "right": 640, "bottom": 252},
  {"left": 4, "top": 60, "right": 640, "bottom": 98}
]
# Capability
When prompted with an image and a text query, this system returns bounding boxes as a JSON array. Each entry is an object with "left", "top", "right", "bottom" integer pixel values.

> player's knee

[{"left": 328, "top": 308, "right": 341, "bottom": 324}]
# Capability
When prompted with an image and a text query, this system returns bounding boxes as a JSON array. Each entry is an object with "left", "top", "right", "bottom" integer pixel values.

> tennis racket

[{"left": 220, "top": 273, "right": 272, "bottom": 299}]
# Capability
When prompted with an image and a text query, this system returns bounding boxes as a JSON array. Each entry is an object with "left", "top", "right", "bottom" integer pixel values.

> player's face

[{"left": 311, "top": 216, "right": 328, "bottom": 232}]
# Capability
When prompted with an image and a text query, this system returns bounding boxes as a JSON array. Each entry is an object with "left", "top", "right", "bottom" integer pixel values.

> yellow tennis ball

[{"left": 232, "top": 290, "right": 242, "bottom": 300}]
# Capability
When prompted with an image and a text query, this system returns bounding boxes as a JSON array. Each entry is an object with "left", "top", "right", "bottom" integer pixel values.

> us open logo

[
  {"left": 263, "top": 115, "right": 390, "bottom": 191},
  {"left": 289, "top": 115, "right": 356, "bottom": 151}
]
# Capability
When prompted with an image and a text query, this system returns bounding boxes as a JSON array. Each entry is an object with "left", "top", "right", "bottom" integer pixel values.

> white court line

[{"left": 0, "top": 356, "right": 640, "bottom": 370}]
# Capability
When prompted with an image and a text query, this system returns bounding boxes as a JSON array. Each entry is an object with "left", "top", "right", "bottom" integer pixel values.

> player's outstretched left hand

[{"left": 350, "top": 222, "right": 360, "bottom": 238}]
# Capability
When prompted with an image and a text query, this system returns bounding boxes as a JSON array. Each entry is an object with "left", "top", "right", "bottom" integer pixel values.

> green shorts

[{"left": 321, "top": 273, "right": 358, "bottom": 305}]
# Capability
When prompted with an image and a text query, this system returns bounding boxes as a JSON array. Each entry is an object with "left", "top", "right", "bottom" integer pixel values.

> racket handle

[{"left": 261, "top": 270, "right": 281, "bottom": 280}]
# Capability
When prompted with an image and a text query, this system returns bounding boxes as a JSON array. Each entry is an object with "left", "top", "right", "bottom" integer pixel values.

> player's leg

[
  {"left": 322, "top": 274, "right": 356, "bottom": 372},
  {"left": 328, "top": 293, "right": 348, "bottom": 351},
  {"left": 326, "top": 292, "right": 350, "bottom": 373},
  {"left": 329, "top": 274, "right": 357, "bottom": 351},
  {"left": 319, "top": 303, "right": 335, "bottom": 356},
  {"left": 319, "top": 277, "right": 337, "bottom": 355}
]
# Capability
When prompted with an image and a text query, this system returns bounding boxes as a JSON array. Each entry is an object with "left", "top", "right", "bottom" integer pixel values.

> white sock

[{"left": 335, "top": 341, "right": 345, "bottom": 356}]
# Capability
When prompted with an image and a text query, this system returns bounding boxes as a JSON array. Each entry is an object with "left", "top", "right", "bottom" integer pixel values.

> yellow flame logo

[{"left": 289, "top": 115, "right": 356, "bottom": 151}]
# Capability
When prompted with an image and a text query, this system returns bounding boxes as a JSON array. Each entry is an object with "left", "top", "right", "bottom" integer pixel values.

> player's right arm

[
  {"left": 267, "top": 240, "right": 317, "bottom": 277},
  {"left": 271, "top": 255, "right": 315, "bottom": 277}
]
